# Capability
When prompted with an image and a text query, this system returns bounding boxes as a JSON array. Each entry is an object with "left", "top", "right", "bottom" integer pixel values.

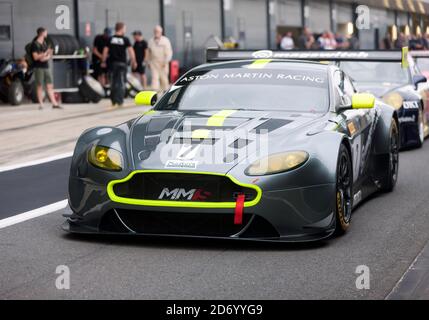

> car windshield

[
  {"left": 339, "top": 61, "right": 410, "bottom": 85},
  {"left": 155, "top": 67, "right": 329, "bottom": 113},
  {"left": 415, "top": 58, "right": 429, "bottom": 72}
]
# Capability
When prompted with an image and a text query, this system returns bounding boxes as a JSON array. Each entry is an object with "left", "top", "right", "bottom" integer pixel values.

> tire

[
  {"left": 334, "top": 144, "right": 353, "bottom": 235},
  {"left": 0, "top": 89, "right": 7, "bottom": 103},
  {"left": 416, "top": 108, "right": 425, "bottom": 148},
  {"left": 47, "top": 35, "right": 80, "bottom": 55},
  {"left": 126, "top": 74, "right": 143, "bottom": 98},
  {"left": 8, "top": 80, "right": 24, "bottom": 106},
  {"left": 127, "top": 73, "right": 143, "bottom": 92},
  {"left": 79, "top": 75, "right": 104, "bottom": 103},
  {"left": 379, "top": 119, "right": 400, "bottom": 192}
]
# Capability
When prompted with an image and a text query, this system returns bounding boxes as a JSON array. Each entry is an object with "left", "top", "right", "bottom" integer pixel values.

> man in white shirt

[
  {"left": 148, "top": 25, "right": 173, "bottom": 92},
  {"left": 280, "top": 32, "right": 295, "bottom": 50}
]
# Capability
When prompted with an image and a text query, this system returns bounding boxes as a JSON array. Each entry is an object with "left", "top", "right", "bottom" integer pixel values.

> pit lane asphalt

[
  {"left": 1, "top": 144, "right": 429, "bottom": 299},
  {"left": 0, "top": 157, "right": 71, "bottom": 219}
]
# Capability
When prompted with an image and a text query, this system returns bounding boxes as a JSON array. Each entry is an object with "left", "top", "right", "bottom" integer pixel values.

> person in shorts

[
  {"left": 132, "top": 30, "right": 148, "bottom": 89},
  {"left": 31, "top": 27, "right": 61, "bottom": 109}
]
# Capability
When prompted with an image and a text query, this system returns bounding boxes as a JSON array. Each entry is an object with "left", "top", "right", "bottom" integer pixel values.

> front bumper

[
  {"left": 397, "top": 108, "right": 424, "bottom": 148},
  {"left": 66, "top": 171, "right": 337, "bottom": 242}
]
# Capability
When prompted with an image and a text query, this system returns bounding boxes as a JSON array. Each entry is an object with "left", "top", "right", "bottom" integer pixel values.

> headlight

[
  {"left": 245, "top": 151, "right": 309, "bottom": 176},
  {"left": 88, "top": 145, "right": 123, "bottom": 171},
  {"left": 383, "top": 92, "right": 403, "bottom": 110}
]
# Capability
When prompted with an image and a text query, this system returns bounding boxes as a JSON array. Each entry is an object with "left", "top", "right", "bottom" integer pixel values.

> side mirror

[
  {"left": 351, "top": 93, "right": 375, "bottom": 109},
  {"left": 135, "top": 91, "right": 158, "bottom": 106},
  {"left": 412, "top": 74, "right": 427, "bottom": 88}
]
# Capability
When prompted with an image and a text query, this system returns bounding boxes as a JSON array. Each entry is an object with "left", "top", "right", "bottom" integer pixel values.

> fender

[
  {"left": 372, "top": 104, "right": 397, "bottom": 155},
  {"left": 70, "top": 126, "right": 130, "bottom": 176}
]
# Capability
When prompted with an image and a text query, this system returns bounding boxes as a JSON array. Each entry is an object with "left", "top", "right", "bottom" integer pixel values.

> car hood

[
  {"left": 130, "top": 109, "right": 325, "bottom": 174},
  {"left": 354, "top": 82, "right": 408, "bottom": 98}
]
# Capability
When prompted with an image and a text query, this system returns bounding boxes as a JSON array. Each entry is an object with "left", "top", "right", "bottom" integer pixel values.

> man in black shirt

[
  {"left": 132, "top": 30, "right": 148, "bottom": 89},
  {"left": 102, "top": 22, "right": 137, "bottom": 106},
  {"left": 92, "top": 28, "right": 111, "bottom": 86},
  {"left": 31, "top": 27, "right": 61, "bottom": 110}
]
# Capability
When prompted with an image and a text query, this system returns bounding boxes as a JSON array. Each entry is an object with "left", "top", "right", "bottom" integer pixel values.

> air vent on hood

[
  {"left": 251, "top": 119, "right": 292, "bottom": 134},
  {"left": 173, "top": 137, "right": 219, "bottom": 145},
  {"left": 229, "top": 138, "right": 252, "bottom": 149}
]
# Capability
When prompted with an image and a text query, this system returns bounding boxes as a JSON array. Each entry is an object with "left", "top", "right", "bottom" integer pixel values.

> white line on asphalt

[
  {"left": 0, "top": 152, "right": 73, "bottom": 173},
  {"left": 0, "top": 200, "right": 68, "bottom": 229},
  {"left": 385, "top": 244, "right": 426, "bottom": 300}
]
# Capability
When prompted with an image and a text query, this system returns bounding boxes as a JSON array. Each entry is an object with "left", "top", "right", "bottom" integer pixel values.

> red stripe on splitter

[{"left": 234, "top": 194, "right": 245, "bottom": 225}]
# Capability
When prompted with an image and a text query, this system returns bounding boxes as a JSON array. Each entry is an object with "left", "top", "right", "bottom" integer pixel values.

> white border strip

[
  {"left": 0, "top": 200, "right": 68, "bottom": 229},
  {"left": 0, "top": 152, "right": 73, "bottom": 173}
]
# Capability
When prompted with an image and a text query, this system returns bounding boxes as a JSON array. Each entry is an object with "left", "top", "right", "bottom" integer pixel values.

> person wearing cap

[
  {"left": 92, "top": 28, "right": 111, "bottom": 87},
  {"left": 132, "top": 30, "right": 148, "bottom": 89},
  {"left": 148, "top": 25, "right": 173, "bottom": 92}
]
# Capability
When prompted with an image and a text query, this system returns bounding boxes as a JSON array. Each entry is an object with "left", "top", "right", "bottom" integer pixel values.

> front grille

[
  {"left": 112, "top": 172, "right": 258, "bottom": 203},
  {"left": 99, "top": 209, "right": 280, "bottom": 239}
]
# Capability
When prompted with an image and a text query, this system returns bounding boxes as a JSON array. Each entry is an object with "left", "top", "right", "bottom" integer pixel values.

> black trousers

[{"left": 110, "top": 62, "right": 127, "bottom": 105}]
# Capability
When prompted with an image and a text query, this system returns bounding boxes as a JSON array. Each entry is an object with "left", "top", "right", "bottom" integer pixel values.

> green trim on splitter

[{"left": 107, "top": 170, "right": 262, "bottom": 208}]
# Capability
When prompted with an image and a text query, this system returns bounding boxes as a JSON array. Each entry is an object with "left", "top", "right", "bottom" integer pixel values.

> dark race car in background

[
  {"left": 339, "top": 49, "right": 429, "bottom": 149},
  {"left": 64, "top": 51, "right": 399, "bottom": 242},
  {"left": 410, "top": 50, "right": 429, "bottom": 80},
  {"left": 253, "top": 48, "right": 428, "bottom": 149}
]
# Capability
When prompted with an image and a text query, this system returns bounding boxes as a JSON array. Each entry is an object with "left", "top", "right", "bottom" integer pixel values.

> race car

[
  {"left": 410, "top": 50, "right": 429, "bottom": 118},
  {"left": 339, "top": 49, "right": 429, "bottom": 148},
  {"left": 251, "top": 48, "right": 428, "bottom": 148},
  {"left": 410, "top": 50, "right": 429, "bottom": 80},
  {"left": 64, "top": 52, "right": 399, "bottom": 242}
]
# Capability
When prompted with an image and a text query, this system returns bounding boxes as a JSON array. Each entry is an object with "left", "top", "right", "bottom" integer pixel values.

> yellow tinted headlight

[
  {"left": 246, "top": 151, "right": 309, "bottom": 176},
  {"left": 88, "top": 145, "right": 123, "bottom": 171},
  {"left": 383, "top": 92, "right": 403, "bottom": 110}
]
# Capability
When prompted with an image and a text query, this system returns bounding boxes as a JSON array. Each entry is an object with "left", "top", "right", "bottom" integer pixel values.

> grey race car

[{"left": 64, "top": 53, "right": 399, "bottom": 242}]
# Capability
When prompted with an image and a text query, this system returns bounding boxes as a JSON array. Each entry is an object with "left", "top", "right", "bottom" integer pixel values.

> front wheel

[
  {"left": 334, "top": 144, "right": 353, "bottom": 235},
  {"left": 379, "top": 119, "right": 399, "bottom": 192}
]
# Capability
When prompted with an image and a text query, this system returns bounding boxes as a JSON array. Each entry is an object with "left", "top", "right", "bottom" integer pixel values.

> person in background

[
  {"left": 132, "top": 30, "right": 149, "bottom": 89},
  {"left": 381, "top": 31, "right": 393, "bottom": 49},
  {"left": 423, "top": 33, "right": 429, "bottom": 49},
  {"left": 148, "top": 25, "right": 173, "bottom": 93},
  {"left": 101, "top": 22, "right": 137, "bottom": 107},
  {"left": 409, "top": 34, "right": 425, "bottom": 50},
  {"left": 348, "top": 34, "right": 360, "bottom": 49},
  {"left": 318, "top": 32, "right": 337, "bottom": 50},
  {"left": 92, "top": 28, "right": 111, "bottom": 87},
  {"left": 394, "top": 32, "right": 408, "bottom": 49},
  {"left": 275, "top": 33, "right": 283, "bottom": 50},
  {"left": 297, "top": 27, "right": 315, "bottom": 50},
  {"left": 335, "top": 32, "right": 347, "bottom": 49},
  {"left": 31, "top": 27, "right": 61, "bottom": 110},
  {"left": 280, "top": 31, "right": 295, "bottom": 50}
]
